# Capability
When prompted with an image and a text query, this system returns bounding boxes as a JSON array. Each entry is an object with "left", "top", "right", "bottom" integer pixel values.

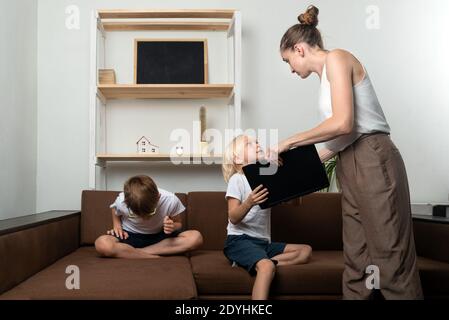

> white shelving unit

[{"left": 88, "top": 9, "right": 242, "bottom": 190}]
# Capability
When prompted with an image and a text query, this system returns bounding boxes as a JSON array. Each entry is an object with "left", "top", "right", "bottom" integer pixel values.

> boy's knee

[
  {"left": 95, "top": 235, "right": 116, "bottom": 257},
  {"left": 255, "top": 259, "right": 276, "bottom": 275},
  {"left": 301, "top": 245, "right": 312, "bottom": 262},
  {"left": 304, "top": 245, "right": 312, "bottom": 257},
  {"left": 187, "top": 230, "right": 203, "bottom": 250}
]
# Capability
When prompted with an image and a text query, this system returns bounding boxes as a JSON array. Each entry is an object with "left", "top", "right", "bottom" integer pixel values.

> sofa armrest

[
  {"left": 413, "top": 215, "right": 449, "bottom": 264},
  {"left": 0, "top": 211, "right": 80, "bottom": 294}
]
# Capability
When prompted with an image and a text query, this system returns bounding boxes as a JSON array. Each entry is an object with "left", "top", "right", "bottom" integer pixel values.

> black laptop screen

[{"left": 242, "top": 144, "right": 329, "bottom": 209}]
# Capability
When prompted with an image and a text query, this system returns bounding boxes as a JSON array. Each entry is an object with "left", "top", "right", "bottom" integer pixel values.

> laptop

[{"left": 242, "top": 144, "right": 330, "bottom": 209}]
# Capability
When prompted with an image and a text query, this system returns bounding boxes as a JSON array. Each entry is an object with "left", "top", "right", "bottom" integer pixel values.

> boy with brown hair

[{"left": 95, "top": 175, "right": 203, "bottom": 258}]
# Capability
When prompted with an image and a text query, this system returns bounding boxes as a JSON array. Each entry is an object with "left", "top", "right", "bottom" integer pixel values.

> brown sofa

[{"left": 1, "top": 191, "right": 448, "bottom": 299}]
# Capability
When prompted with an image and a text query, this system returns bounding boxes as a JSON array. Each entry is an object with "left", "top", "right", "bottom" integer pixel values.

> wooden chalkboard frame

[{"left": 134, "top": 38, "right": 209, "bottom": 84}]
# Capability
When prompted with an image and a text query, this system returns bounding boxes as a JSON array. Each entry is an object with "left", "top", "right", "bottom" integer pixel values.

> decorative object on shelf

[
  {"left": 98, "top": 69, "right": 116, "bottom": 84},
  {"left": 412, "top": 203, "right": 449, "bottom": 217},
  {"left": 200, "top": 106, "right": 206, "bottom": 142},
  {"left": 199, "top": 105, "right": 210, "bottom": 156},
  {"left": 433, "top": 205, "right": 449, "bottom": 218},
  {"left": 136, "top": 136, "right": 159, "bottom": 154},
  {"left": 200, "top": 142, "right": 209, "bottom": 156},
  {"left": 134, "top": 39, "right": 209, "bottom": 84},
  {"left": 175, "top": 146, "right": 184, "bottom": 156}
]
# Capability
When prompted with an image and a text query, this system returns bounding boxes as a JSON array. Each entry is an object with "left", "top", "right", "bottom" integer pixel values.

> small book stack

[{"left": 98, "top": 69, "right": 116, "bottom": 84}]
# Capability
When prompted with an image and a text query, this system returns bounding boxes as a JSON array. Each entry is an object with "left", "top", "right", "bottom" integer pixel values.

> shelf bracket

[
  {"left": 227, "top": 89, "right": 235, "bottom": 105},
  {"left": 227, "top": 15, "right": 235, "bottom": 37},
  {"left": 96, "top": 89, "right": 106, "bottom": 105},
  {"left": 95, "top": 158, "right": 107, "bottom": 168},
  {"left": 97, "top": 17, "right": 106, "bottom": 38}
]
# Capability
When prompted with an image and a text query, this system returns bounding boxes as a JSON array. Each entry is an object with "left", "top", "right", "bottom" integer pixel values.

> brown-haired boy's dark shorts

[{"left": 114, "top": 229, "right": 182, "bottom": 248}]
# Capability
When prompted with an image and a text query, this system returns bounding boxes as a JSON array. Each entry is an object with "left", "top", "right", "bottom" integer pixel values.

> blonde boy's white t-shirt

[
  {"left": 109, "top": 188, "right": 185, "bottom": 234},
  {"left": 225, "top": 173, "right": 271, "bottom": 242}
]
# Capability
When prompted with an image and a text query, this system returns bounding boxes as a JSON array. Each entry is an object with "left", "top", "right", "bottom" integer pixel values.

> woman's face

[{"left": 281, "top": 44, "right": 312, "bottom": 79}]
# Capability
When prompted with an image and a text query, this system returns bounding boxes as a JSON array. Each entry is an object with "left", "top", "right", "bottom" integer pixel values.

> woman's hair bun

[{"left": 298, "top": 5, "right": 319, "bottom": 27}]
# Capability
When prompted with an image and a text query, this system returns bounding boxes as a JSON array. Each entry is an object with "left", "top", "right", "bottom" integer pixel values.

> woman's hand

[
  {"left": 265, "top": 141, "right": 289, "bottom": 165},
  {"left": 107, "top": 226, "right": 129, "bottom": 240},
  {"left": 244, "top": 184, "right": 269, "bottom": 207}
]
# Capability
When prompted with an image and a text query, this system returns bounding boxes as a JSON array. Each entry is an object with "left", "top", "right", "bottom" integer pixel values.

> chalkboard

[{"left": 134, "top": 39, "right": 208, "bottom": 84}]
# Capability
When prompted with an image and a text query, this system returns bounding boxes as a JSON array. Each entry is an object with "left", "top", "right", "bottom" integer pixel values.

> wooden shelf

[
  {"left": 96, "top": 153, "right": 223, "bottom": 163},
  {"left": 97, "top": 84, "right": 234, "bottom": 100},
  {"left": 98, "top": 9, "right": 235, "bottom": 19},
  {"left": 89, "top": 8, "right": 241, "bottom": 188},
  {"left": 102, "top": 21, "right": 230, "bottom": 31}
]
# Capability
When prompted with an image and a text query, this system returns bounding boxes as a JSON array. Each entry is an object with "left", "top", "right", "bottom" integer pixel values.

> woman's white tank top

[{"left": 318, "top": 63, "right": 391, "bottom": 152}]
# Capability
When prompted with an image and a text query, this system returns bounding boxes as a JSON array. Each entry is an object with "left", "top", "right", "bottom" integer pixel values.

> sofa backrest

[
  {"left": 80, "top": 190, "right": 343, "bottom": 250},
  {"left": 185, "top": 191, "right": 343, "bottom": 251},
  {"left": 186, "top": 192, "right": 228, "bottom": 250},
  {"left": 414, "top": 220, "right": 449, "bottom": 263},
  {"left": 271, "top": 193, "right": 343, "bottom": 250},
  {"left": 80, "top": 190, "right": 187, "bottom": 245}
]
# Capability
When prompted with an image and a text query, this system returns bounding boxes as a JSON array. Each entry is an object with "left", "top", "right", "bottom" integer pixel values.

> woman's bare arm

[{"left": 281, "top": 50, "right": 355, "bottom": 151}]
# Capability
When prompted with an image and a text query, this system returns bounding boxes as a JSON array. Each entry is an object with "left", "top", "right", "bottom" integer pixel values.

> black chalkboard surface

[{"left": 134, "top": 39, "right": 208, "bottom": 84}]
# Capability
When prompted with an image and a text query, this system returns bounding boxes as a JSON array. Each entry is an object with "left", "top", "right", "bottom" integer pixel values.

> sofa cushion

[
  {"left": 190, "top": 250, "right": 449, "bottom": 298},
  {"left": 189, "top": 250, "right": 344, "bottom": 296},
  {"left": 187, "top": 192, "right": 228, "bottom": 250},
  {"left": 271, "top": 193, "right": 343, "bottom": 250},
  {"left": 417, "top": 256, "right": 449, "bottom": 296},
  {"left": 81, "top": 190, "right": 188, "bottom": 245},
  {"left": 0, "top": 247, "right": 197, "bottom": 300}
]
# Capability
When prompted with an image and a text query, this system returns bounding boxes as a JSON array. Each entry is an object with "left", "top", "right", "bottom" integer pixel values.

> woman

[{"left": 268, "top": 5, "right": 423, "bottom": 299}]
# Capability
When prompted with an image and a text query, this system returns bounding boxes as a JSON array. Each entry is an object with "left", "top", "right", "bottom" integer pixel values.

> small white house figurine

[{"left": 136, "top": 136, "right": 159, "bottom": 154}]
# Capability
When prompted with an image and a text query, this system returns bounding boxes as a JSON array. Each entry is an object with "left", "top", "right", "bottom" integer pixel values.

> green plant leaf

[{"left": 320, "top": 156, "right": 338, "bottom": 192}]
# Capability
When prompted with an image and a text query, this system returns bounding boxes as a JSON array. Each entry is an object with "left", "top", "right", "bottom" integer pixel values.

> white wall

[
  {"left": 0, "top": 0, "right": 38, "bottom": 219},
  {"left": 35, "top": 0, "right": 449, "bottom": 213}
]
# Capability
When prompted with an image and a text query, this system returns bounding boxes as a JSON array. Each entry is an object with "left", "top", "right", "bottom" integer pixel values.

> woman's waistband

[
  {"left": 357, "top": 131, "right": 390, "bottom": 142},
  {"left": 337, "top": 131, "right": 390, "bottom": 156}
]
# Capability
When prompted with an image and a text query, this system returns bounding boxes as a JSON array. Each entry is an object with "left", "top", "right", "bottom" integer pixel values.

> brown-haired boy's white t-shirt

[{"left": 109, "top": 188, "right": 185, "bottom": 234}]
